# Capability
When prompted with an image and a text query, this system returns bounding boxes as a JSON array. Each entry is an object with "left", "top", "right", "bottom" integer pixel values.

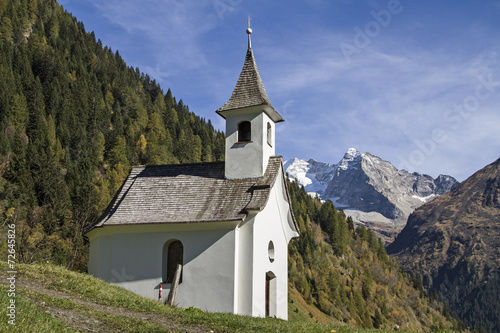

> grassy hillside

[{"left": 0, "top": 261, "right": 415, "bottom": 333}]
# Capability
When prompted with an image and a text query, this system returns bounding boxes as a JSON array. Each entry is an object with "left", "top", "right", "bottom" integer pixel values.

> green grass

[
  {"left": 0, "top": 261, "right": 429, "bottom": 332},
  {"left": 18, "top": 288, "right": 171, "bottom": 332},
  {"left": 0, "top": 284, "right": 78, "bottom": 333}
]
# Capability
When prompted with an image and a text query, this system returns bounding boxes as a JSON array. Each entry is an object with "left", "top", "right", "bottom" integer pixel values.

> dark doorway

[
  {"left": 162, "top": 240, "right": 183, "bottom": 283},
  {"left": 265, "top": 271, "right": 276, "bottom": 317}
]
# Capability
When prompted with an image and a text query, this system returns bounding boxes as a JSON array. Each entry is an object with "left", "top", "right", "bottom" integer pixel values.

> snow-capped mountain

[
  {"left": 282, "top": 158, "right": 333, "bottom": 198},
  {"left": 284, "top": 148, "right": 459, "bottom": 241}
]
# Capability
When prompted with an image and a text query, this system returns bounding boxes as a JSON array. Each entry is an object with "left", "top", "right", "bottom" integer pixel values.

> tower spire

[
  {"left": 216, "top": 20, "right": 283, "bottom": 123},
  {"left": 246, "top": 16, "right": 252, "bottom": 49},
  {"left": 216, "top": 20, "right": 284, "bottom": 179}
]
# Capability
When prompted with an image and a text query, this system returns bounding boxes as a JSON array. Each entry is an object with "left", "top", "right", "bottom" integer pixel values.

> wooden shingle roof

[
  {"left": 216, "top": 46, "right": 284, "bottom": 123},
  {"left": 89, "top": 156, "right": 286, "bottom": 229}
]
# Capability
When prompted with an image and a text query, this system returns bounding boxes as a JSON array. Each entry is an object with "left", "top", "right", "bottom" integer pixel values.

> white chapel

[{"left": 85, "top": 26, "right": 299, "bottom": 319}]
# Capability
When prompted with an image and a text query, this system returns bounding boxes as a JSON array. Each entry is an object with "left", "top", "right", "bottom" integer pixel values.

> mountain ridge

[
  {"left": 284, "top": 148, "right": 459, "bottom": 241},
  {"left": 387, "top": 157, "right": 500, "bottom": 332}
]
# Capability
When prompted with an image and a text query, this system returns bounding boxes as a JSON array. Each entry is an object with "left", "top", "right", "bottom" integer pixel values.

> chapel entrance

[
  {"left": 265, "top": 271, "right": 276, "bottom": 317},
  {"left": 162, "top": 240, "right": 183, "bottom": 284}
]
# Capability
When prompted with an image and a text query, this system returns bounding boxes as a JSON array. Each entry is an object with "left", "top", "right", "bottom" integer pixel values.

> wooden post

[{"left": 167, "top": 264, "right": 182, "bottom": 307}]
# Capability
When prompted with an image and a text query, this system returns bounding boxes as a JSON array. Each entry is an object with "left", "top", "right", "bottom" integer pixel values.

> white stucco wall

[
  {"left": 248, "top": 168, "right": 299, "bottom": 320},
  {"left": 87, "top": 222, "right": 238, "bottom": 313},
  {"left": 234, "top": 212, "right": 256, "bottom": 316},
  {"left": 224, "top": 107, "right": 275, "bottom": 179},
  {"left": 88, "top": 233, "right": 112, "bottom": 281},
  {"left": 87, "top": 168, "right": 298, "bottom": 320}
]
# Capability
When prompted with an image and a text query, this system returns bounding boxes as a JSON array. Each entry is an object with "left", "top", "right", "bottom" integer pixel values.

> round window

[{"left": 268, "top": 241, "right": 275, "bottom": 263}]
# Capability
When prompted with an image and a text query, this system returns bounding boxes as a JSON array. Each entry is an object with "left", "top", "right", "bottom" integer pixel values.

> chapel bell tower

[{"left": 216, "top": 24, "right": 284, "bottom": 179}]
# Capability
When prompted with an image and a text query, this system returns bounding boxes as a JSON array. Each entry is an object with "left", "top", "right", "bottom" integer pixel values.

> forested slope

[
  {"left": 0, "top": 0, "right": 225, "bottom": 270},
  {"left": 287, "top": 180, "right": 460, "bottom": 331},
  {"left": 388, "top": 158, "right": 500, "bottom": 332}
]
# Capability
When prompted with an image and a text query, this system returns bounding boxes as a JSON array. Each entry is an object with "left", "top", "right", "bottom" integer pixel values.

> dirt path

[{"left": 1, "top": 276, "right": 211, "bottom": 332}]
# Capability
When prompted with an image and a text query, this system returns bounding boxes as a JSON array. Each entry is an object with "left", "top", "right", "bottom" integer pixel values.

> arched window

[
  {"left": 162, "top": 240, "right": 183, "bottom": 283},
  {"left": 267, "top": 122, "right": 272, "bottom": 147},
  {"left": 238, "top": 121, "right": 251, "bottom": 142}
]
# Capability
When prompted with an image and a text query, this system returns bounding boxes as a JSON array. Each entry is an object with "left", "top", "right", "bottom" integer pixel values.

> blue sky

[{"left": 61, "top": 0, "right": 500, "bottom": 181}]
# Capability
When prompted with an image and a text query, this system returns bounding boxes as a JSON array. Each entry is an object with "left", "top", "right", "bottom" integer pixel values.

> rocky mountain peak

[
  {"left": 285, "top": 148, "right": 459, "bottom": 241},
  {"left": 338, "top": 147, "right": 361, "bottom": 170}
]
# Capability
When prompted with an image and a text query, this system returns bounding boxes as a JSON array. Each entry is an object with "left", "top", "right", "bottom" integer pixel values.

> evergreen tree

[{"left": 0, "top": 0, "right": 224, "bottom": 270}]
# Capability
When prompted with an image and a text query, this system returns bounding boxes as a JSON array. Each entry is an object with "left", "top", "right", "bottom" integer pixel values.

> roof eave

[
  {"left": 101, "top": 218, "right": 245, "bottom": 226},
  {"left": 216, "top": 104, "right": 284, "bottom": 123}
]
